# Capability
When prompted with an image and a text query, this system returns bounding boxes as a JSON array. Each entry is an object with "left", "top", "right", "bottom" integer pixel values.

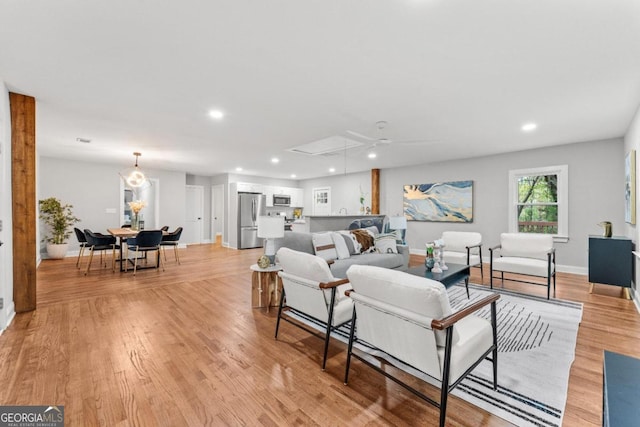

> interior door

[
  {"left": 211, "top": 184, "right": 224, "bottom": 244},
  {"left": 312, "top": 187, "right": 331, "bottom": 215},
  {"left": 184, "top": 185, "right": 204, "bottom": 244}
]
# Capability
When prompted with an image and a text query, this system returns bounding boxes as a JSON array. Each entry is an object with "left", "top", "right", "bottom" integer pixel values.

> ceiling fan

[{"left": 346, "top": 121, "right": 440, "bottom": 147}]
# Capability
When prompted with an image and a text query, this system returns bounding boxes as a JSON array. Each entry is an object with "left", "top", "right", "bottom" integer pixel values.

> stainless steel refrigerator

[{"left": 238, "top": 192, "right": 266, "bottom": 249}]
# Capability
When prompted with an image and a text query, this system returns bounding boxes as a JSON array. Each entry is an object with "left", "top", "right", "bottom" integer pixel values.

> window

[{"left": 508, "top": 165, "right": 568, "bottom": 242}]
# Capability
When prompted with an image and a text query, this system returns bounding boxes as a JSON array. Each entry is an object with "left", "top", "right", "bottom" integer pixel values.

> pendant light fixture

[{"left": 121, "top": 152, "right": 147, "bottom": 188}]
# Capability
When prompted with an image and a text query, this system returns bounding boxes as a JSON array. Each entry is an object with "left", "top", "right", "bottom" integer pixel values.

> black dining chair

[
  {"left": 74, "top": 227, "right": 89, "bottom": 269},
  {"left": 126, "top": 230, "right": 164, "bottom": 275},
  {"left": 83, "top": 229, "right": 120, "bottom": 275},
  {"left": 160, "top": 227, "right": 183, "bottom": 264},
  {"left": 160, "top": 226, "right": 169, "bottom": 231}
]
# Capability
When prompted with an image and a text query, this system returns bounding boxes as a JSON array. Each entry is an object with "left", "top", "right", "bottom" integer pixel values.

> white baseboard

[{"left": 633, "top": 288, "right": 640, "bottom": 314}]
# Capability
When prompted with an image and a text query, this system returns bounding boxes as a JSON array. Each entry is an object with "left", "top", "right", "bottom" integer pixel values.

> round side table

[{"left": 250, "top": 264, "right": 283, "bottom": 311}]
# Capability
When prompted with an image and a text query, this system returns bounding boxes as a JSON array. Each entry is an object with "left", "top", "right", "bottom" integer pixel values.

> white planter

[{"left": 46, "top": 243, "right": 69, "bottom": 259}]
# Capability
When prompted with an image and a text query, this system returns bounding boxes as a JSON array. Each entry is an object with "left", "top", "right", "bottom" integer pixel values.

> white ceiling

[{"left": 1, "top": 0, "right": 639, "bottom": 180}]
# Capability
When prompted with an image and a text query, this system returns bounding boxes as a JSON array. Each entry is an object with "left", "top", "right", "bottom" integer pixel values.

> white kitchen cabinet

[
  {"left": 290, "top": 188, "right": 304, "bottom": 207},
  {"left": 264, "top": 185, "right": 274, "bottom": 207},
  {"left": 236, "top": 182, "right": 263, "bottom": 193}
]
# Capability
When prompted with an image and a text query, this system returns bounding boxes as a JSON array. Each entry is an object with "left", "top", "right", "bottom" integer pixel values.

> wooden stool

[{"left": 250, "top": 264, "right": 283, "bottom": 312}]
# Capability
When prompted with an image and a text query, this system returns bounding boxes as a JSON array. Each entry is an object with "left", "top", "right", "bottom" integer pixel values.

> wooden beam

[
  {"left": 371, "top": 168, "right": 380, "bottom": 214},
  {"left": 10, "top": 92, "right": 37, "bottom": 313}
]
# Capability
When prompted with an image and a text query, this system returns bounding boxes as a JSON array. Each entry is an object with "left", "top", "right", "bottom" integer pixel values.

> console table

[
  {"left": 588, "top": 236, "right": 633, "bottom": 299},
  {"left": 603, "top": 350, "right": 640, "bottom": 426}
]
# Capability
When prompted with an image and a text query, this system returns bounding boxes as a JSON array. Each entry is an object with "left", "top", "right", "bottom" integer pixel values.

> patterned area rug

[{"left": 284, "top": 283, "right": 583, "bottom": 427}]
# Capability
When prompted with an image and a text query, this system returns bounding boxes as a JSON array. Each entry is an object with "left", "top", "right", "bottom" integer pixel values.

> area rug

[{"left": 284, "top": 283, "right": 583, "bottom": 427}]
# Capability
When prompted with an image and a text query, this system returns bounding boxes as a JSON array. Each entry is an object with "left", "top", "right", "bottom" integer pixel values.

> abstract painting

[
  {"left": 625, "top": 150, "right": 636, "bottom": 224},
  {"left": 403, "top": 180, "right": 473, "bottom": 222}
]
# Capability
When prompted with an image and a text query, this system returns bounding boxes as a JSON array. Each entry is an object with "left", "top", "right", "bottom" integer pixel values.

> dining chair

[
  {"left": 126, "top": 230, "right": 164, "bottom": 275},
  {"left": 160, "top": 227, "right": 183, "bottom": 264},
  {"left": 160, "top": 225, "right": 169, "bottom": 231},
  {"left": 83, "top": 229, "right": 120, "bottom": 275},
  {"left": 73, "top": 227, "right": 88, "bottom": 269}
]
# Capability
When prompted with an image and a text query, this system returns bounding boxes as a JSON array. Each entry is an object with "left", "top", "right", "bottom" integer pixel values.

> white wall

[
  {"left": 624, "top": 103, "right": 640, "bottom": 305},
  {"left": 300, "top": 138, "right": 624, "bottom": 273},
  {"left": 38, "top": 157, "right": 186, "bottom": 256},
  {"left": 0, "top": 80, "right": 15, "bottom": 332},
  {"left": 301, "top": 171, "right": 370, "bottom": 215}
]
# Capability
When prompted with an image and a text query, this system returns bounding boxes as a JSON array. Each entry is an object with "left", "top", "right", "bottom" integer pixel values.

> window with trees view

[{"left": 509, "top": 165, "right": 568, "bottom": 242}]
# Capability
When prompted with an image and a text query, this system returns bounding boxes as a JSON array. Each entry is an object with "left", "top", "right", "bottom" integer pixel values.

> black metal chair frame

[
  {"left": 126, "top": 230, "right": 165, "bottom": 275},
  {"left": 73, "top": 227, "right": 89, "bottom": 269},
  {"left": 275, "top": 276, "right": 351, "bottom": 371},
  {"left": 160, "top": 227, "right": 183, "bottom": 264},
  {"left": 344, "top": 292, "right": 499, "bottom": 427},
  {"left": 465, "top": 243, "right": 484, "bottom": 280},
  {"left": 489, "top": 245, "right": 556, "bottom": 299},
  {"left": 83, "top": 229, "right": 119, "bottom": 275}
]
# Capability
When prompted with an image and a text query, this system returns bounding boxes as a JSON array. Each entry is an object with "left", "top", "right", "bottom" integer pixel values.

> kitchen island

[{"left": 302, "top": 214, "right": 385, "bottom": 232}]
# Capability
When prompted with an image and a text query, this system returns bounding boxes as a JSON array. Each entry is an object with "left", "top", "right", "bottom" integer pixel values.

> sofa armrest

[{"left": 396, "top": 244, "right": 410, "bottom": 269}]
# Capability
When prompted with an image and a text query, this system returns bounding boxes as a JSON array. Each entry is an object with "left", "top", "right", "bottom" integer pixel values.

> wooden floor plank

[{"left": 0, "top": 244, "right": 638, "bottom": 426}]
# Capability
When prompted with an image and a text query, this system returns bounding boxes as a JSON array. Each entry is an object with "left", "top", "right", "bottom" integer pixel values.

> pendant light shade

[{"left": 120, "top": 152, "right": 147, "bottom": 188}]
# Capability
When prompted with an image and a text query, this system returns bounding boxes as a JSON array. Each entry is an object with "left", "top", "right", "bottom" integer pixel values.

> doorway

[
  {"left": 185, "top": 185, "right": 204, "bottom": 244},
  {"left": 312, "top": 187, "right": 331, "bottom": 215},
  {"left": 211, "top": 184, "right": 224, "bottom": 245}
]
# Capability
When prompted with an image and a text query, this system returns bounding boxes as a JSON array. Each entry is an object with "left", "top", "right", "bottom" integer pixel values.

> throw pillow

[
  {"left": 374, "top": 233, "right": 398, "bottom": 254},
  {"left": 311, "top": 232, "right": 337, "bottom": 261},
  {"left": 337, "top": 230, "right": 361, "bottom": 254},
  {"left": 331, "top": 232, "right": 351, "bottom": 260},
  {"left": 350, "top": 229, "right": 375, "bottom": 253}
]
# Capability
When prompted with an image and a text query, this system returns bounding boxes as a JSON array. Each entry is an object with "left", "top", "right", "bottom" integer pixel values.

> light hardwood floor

[{"left": 1, "top": 242, "right": 639, "bottom": 426}]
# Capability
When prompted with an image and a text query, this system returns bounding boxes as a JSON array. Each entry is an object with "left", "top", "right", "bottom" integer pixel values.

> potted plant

[{"left": 39, "top": 197, "right": 80, "bottom": 259}]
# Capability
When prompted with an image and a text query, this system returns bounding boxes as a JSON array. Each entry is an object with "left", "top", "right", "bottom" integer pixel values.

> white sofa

[
  {"left": 440, "top": 231, "right": 483, "bottom": 279},
  {"left": 489, "top": 233, "right": 556, "bottom": 299}
]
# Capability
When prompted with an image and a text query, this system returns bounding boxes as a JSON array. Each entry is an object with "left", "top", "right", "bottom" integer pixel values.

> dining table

[{"left": 107, "top": 228, "right": 165, "bottom": 272}]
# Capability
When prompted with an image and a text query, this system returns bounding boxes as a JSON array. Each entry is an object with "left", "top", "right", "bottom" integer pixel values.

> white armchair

[
  {"left": 489, "top": 233, "right": 556, "bottom": 299},
  {"left": 275, "top": 247, "right": 353, "bottom": 370},
  {"left": 344, "top": 265, "right": 499, "bottom": 427},
  {"left": 440, "top": 231, "right": 483, "bottom": 279}
]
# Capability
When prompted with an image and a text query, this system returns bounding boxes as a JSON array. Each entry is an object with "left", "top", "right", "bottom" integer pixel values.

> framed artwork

[
  {"left": 625, "top": 150, "right": 636, "bottom": 225},
  {"left": 403, "top": 180, "right": 473, "bottom": 222}
]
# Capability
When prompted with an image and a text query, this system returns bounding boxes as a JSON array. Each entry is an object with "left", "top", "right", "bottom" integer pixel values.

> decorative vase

[
  {"left": 598, "top": 221, "right": 612, "bottom": 238},
  {"left": 46, "top": 243, "right": 69, "bottom": 259},
  {"left": 131, "top": 213, "right": 139, "bottom": 230},
  {"left": 425, "top": 253, "right": 435, "bottom": 270}
]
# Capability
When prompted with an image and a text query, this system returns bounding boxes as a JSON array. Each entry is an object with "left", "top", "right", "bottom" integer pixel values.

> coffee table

[{"left": 406, "top": 263, "right": 471, "bottom": 298}]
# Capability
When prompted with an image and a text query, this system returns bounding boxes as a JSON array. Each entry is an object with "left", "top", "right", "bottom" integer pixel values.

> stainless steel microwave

[{"left": 273, "top": 194, "right": 291, "bottom": 206}]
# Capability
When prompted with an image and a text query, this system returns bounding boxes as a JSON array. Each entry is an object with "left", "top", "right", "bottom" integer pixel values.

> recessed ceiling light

[
  {"left": 291, "top": 174, "right": 297, "bottom": 178},
  {"left": 76, "top": 137, "right": 91, "bottom": 143},
  {"left": 329, "top": 167, "right": 336, "bottom": 173},
  {"left": 235, "top": 167, "right": 243, "bottom": 172},
  {"left": 368, "top": 152, "right": 377, "bottom": 159},
  {"left": 521, "top": 123, "right": 537, "bottom": 132},
  {"left": 209, "top": 109, "right": 224, "bottom": 119},
  {"left": 271, "top": 157, "right": 279, "bottom": 164}
]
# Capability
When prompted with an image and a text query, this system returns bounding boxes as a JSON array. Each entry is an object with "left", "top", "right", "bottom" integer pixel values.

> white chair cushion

[
  {"left": 277, "top": 247, "right": 335, "bottom": 283},
  {"left": 436, "top": 315, "right": 493, "bottom": 383},
  {"left": 347, "top": 265, "right": 457, "bottom": 347},
  {"left": 441, "top": 231, "right": 482, "bottom": 253},
  {"left": 492, "top": 256, "right": 553, "bottom": 277},
  {"left": 499, "top": 233, "right": 553, "bottom": 260},
  {"left": 442, "top": 251, "right": 481, "bottom": 267}
]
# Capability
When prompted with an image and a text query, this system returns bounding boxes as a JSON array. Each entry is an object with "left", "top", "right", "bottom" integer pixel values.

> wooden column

[
  {"left": 371, "top": 168, "right": 380, "bottom": 214},
  {"left": 10, "top": 92, "right": 37, "bottom": 313}
]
